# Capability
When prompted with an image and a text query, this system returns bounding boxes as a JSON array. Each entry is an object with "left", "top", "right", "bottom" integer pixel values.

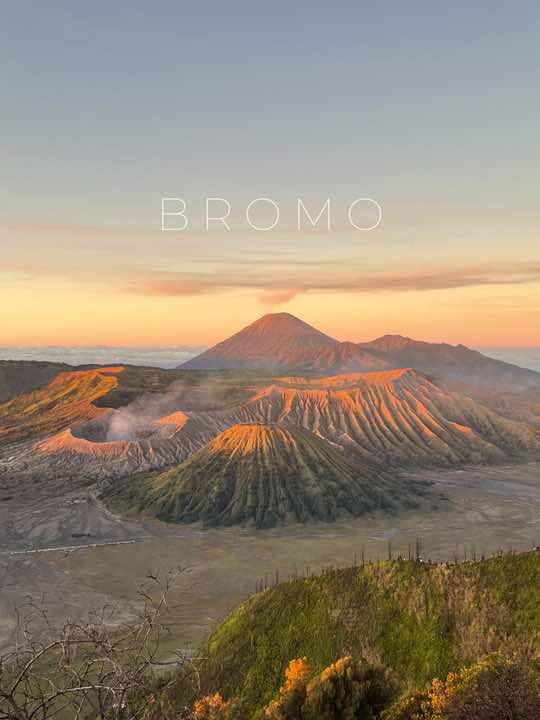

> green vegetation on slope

[
  {"left": 191, "top": 654, "right": 540, "bottom": 719},
  {"left": 104, "top": 423, "right": 428, "bottom": 528},
  {"left": 175, "top": 552, "right": 539, "bottom": 718}
]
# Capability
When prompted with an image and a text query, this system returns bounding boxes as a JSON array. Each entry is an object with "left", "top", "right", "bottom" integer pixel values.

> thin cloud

[
  {"left": 259, "top": 288, "right": 306, "bottom": 307},
  {"left": 121, "top": 262, "right": 540, "bottom": 305},
  {"left": 124, "top": 279, "right": 220, "bottom": 297}
]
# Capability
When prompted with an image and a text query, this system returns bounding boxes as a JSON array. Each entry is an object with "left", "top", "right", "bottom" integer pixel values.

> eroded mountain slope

[
  {"left": 0, "top": 367, "right": 124, "bottom": 445},
  {"left": 2, "top": 369, "right": 537, "bottom": 487},
  {"left": 104, "top": 423, "right": 426, "bottom": 528},
  {"left": 230, "top": 370, "right": 538, "bottom": 466}
]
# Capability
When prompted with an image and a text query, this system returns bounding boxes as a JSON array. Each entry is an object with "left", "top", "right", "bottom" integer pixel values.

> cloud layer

[
  {"left": 0, "top": 346, "right": 203, "bottom": 369},
  {"left": 122, "top": 262, "right": 540, "bottom": 306}
]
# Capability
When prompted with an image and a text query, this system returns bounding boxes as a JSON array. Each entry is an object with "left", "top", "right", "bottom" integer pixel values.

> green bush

[{"left": 262, "top": 656, "right": 396, "bottom": 720}]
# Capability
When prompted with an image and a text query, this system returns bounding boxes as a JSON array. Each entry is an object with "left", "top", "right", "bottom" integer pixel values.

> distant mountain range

[
  {"left": 181, "top": 313, "right": 540, "bottom": 392},
  {"left": 1, "top": 312, "right": 539, "bottom": 529},
  {"left": 2, "top": 336, "right": 539, "bottom": 374}
]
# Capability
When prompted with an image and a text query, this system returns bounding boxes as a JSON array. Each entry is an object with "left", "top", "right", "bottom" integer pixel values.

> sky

[{"left": 1, "top": 1, "right": 539, "bottom": 347}]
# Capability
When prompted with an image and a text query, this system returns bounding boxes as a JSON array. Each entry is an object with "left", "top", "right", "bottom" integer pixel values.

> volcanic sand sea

[{"left": 0, "top": 461, "right": 539, "bottom": 655}]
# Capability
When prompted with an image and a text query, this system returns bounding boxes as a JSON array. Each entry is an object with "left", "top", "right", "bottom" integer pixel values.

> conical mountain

[
  {"left": 180, "top": 313, "right": 389, "bottom": 373},
  {"left": 105, "top": 423, "right": 426, "bottom": 528},
  {"left": 182, "top": 312, "right": 540, "bottom": 391}
]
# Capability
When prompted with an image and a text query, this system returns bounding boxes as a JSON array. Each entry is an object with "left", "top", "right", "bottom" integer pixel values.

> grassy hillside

[
  {"left": 179, "top": 552, "right": 540, "bottom": 717},
  {"left": 105, "top": 423, "right": 428, "bottom": 528}
]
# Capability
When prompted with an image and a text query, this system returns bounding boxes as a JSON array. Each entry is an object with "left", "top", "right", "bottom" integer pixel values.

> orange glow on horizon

[{"left": 1, "top": 275, "right": 539, "bottom": 348}]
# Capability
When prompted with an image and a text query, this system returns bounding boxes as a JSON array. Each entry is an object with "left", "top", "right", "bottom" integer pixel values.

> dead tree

[{"left": 0, "top": 568, "right": 193, "bottom": 720}]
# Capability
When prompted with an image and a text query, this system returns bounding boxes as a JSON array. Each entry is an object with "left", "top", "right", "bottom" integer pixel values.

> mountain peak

[
  {"left": 363, "top": 334, "right": 416, "bottom": 352},
  {"left": 180, "top": 313, "right": 540, "bottom": 389},
  {"left": 208, "top": 422, "right": 301, "bottom": 457},
  {"left": 258, "top": 312, "right": 300, "bottom": 322},
  {"left": 248, "top": 311, "right": 326, "bottom": 331},
  {"left": 180, "top": 312, "right": 339, "bottom": 371},
  {"left": 241, "top": 312, "right": 336, "bottom": 343}
]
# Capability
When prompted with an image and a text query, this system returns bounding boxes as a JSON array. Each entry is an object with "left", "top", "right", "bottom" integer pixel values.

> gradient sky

[{"left": 1, "top": 1, "right": 539, "bottom": 347}]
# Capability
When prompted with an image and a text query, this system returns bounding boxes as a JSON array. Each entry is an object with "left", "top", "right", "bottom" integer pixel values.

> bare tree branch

[{"left": 0, "top": 567, "right": 191, "bottom": 720}]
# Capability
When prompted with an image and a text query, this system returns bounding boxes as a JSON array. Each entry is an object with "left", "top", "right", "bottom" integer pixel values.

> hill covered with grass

[
  {"left": 104, "top": 423, "right": 426, "bottom": 528},
  {"left": 151, "top": 551, "right": 539, "bottom": 718}
]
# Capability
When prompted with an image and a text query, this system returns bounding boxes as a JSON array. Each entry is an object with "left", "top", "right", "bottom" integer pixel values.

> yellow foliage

[
  {"left": 425, "top": 656, "right": 510, "bottom": 718},
  {"left": 264, "top": 658, "right": 310, "bottom": 718},
  {"left": 264, "top": 699, "right": 284, "bottom": 718},
  {"left": 194, "top": 692, "right": 230, "bottom": 720},
  {"left": 383, "top": 654, "right": 540, "bottom": 719},
  {"left": 313, "top": 655, "right": 352, "bottom": 686},
  {"left": 284, "top": 657, "right": 310, "bottom": 691},
  {"left": 264, "top": 655, "right": 394, "bottom": 719}
]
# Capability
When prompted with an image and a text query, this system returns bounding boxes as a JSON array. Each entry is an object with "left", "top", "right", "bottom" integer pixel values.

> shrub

[
  {"left": 383, "top": 655, "right": 540, "bottom": 720},
  {"left": 263, "top": 656, "right": 395, "bottom": 719},
  {"left": 194, "top": 692, "right": 231, "bottom": 719},
  {"left": 263, "top": 658, "right": 309, "bottom": 720}
]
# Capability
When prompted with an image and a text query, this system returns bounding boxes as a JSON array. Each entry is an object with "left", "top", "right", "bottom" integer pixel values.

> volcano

[
  {"left": 180, "top": 313, "right": 390, "bottom": 373},
  {"left": 181, "top": 313, "right": 540, "bottom": 394},
  {"left": 227, "top": 369, "right": 539, "bottom": 466},
  {"left": 2, "top": 314, "right": 539, "bottom": 493},
  {"left": 3, "top": 367, "right": 537, "bottom": 486},
  {"left": 104, "top": 423, "right": 425, "bottom": 528}
]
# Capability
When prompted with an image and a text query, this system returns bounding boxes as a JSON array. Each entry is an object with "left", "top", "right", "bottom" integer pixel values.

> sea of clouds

[
  {"left": 0, "top": 346, "right": 205, "bottom": 369},
  {"left": 0, "top": 346, "right": 539, "bottom": 373},
  {"left": 475, "top": 348, "right": 540, "bottom": 373}
]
